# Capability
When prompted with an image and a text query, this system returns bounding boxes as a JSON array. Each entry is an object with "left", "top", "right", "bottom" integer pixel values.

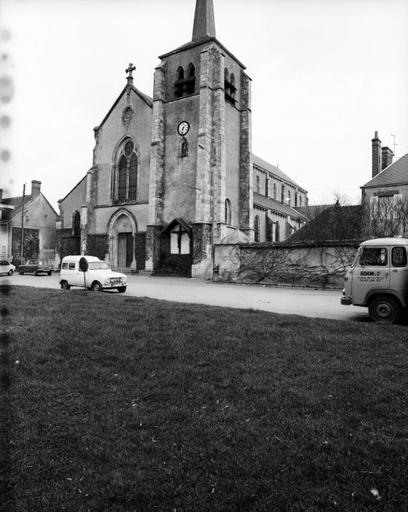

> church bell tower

[{"left": 146, "top": 0, "right": 252, "bottom": 278}]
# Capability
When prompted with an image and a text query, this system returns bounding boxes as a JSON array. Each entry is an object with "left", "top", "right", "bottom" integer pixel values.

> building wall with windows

[
  {"left": 361, "top": 132, "right": 408, "bottom": 237},
  {"left": 1, "top": 181, "right": 57, "bottom": 263},
  {"left": 252, "top": 156, "right": 308, "bottom": 242}
]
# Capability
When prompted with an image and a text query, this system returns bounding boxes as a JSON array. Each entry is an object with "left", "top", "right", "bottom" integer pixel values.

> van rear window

[
  {"left": 360, "top": 247, "right": 388, "bottom": 266},
  {"left": 62, "top": 262, "right": 68, "bottom": 270}
]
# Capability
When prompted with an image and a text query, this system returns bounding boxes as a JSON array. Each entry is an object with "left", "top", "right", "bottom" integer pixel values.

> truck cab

[{"left": 341, "top": 238, "right": 408, "bottom": 323}]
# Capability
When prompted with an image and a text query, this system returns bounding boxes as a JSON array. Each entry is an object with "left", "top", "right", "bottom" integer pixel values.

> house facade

[
  {"left": 361, "top": 132, "right": 408, "bottom": 237},
  {"left": 57, "top": 0, "right": 308, "bottom": 277},
  {"left": 0, "top": 181, "right": 57, "bottom": 264}
]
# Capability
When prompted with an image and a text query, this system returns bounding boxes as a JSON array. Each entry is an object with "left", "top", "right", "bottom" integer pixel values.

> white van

[
  {"left": 60, "top": 255, "right": 127, "bottom": 293},
  {"left": 341, "top": 238, "right": 408, "bottom": 323}
]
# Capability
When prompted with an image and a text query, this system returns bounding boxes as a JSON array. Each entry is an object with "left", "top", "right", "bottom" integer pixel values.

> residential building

[{"left": 0, "top": 181, "right": 57, "bottom": 264}]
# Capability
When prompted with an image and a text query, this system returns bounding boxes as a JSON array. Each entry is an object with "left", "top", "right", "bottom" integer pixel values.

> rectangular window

[
  {"left": 360, "top": 247, "right": 388, "bottom": 266},
  {"left": 392, "top": 247, "right": 407, "bottom": 267},
  {"left": 180, "top": 233, "right": 190, "bottom": 254},
  {"left": 68, "top": 262, "right": 76, "bottom": 270}
]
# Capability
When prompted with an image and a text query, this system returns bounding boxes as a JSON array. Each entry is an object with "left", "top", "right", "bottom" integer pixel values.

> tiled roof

[
  {"left": 288, "top": 205, "right": 362, "bottom": 243},
  {"left": 253, "top": 192, "right": 307, "bottom": 220},
  {"left": 251, "top": 154, "right": 307, "bottom": 193},
  {"left": 362, "top": 153, "right": 408, "bottom": 188},
  {"left": 2, "top": 195, "right": 33, "bottom": 212},
  {"left": 295, "top": 204, "right": 334, "bottom": 221}
]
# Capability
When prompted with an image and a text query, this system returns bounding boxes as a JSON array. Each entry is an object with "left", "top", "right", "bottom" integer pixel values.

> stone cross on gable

[{"left": 126, "top": 63, "right": 136, "bottom": 84}]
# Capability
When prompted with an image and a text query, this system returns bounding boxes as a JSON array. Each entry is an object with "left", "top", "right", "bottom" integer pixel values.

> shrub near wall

[{"left": 214, "top": 241, "right": 360, "bottom": 289}]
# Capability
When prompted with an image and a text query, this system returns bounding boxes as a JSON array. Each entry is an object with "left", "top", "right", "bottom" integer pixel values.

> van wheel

[
  {"left": 8, "top": 270, "right": 13, "bottom": 276},
  {"left": 369, "top": 295, "right": 402, "bottom": 323},
  {"left": 61, "top": 281, "right": 70, "bottom": 290},
  {"left": 117, "top": 286, "right": 127, "bottom": 293},
  {"left": 91, "top": 281, "right": 102, "bottom": 292}
]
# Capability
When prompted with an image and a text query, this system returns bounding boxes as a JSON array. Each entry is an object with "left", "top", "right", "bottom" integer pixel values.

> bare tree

[{"left": 362, "top": 195, "right": 408, "bottom": 238}]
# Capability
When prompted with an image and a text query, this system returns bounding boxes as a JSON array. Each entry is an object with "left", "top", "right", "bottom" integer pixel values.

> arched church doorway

[{"left": 108, "top": 209, "right": 137, "bottom": 271}]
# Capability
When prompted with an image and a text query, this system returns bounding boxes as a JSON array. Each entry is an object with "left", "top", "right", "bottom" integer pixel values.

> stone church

[{"left": 57, "top": 0, "right": 308, "bottom": 277}]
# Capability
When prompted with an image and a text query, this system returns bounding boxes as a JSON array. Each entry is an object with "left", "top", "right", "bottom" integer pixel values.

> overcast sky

[{"left": 1, "top": 0, "right": 407, "bottom": 211}]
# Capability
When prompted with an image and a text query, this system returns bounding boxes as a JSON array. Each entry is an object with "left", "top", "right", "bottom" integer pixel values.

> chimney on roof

[
  {"left": 381, "top": 146, "right": 394, "bottom": 170},
  {"left": 372, "top": 131, "right": 382, "bottom": 178},
  {"left": 31, "top": 180, "right": 41, "bottom": 198}
]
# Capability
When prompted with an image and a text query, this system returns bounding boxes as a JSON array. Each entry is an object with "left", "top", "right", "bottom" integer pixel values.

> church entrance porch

[{"left": 156, "top": 219, "right": 192, "bottom": 277}]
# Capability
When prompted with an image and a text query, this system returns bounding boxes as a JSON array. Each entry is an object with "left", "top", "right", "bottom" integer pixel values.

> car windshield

[{"left": 87, "top": 261, "right": 110, "bottom": 270}]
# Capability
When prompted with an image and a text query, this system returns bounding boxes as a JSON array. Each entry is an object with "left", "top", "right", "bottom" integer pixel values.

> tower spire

[{"left": 192, "top": 0, "right": 216, "bottom": 41}]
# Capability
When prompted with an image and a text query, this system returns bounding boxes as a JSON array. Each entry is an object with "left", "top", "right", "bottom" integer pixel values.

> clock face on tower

[{"left": 177, "top": 121, "right": 190, "bottom": 136}]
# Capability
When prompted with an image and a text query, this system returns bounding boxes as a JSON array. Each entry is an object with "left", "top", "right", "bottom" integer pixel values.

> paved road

[{"left": 2, "top": 272, "right": 369, "bottom": 323}]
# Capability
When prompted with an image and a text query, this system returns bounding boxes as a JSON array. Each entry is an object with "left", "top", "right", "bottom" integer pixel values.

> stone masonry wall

[{"left": 214, "top": 241, "right": 360, "bottom": 289}]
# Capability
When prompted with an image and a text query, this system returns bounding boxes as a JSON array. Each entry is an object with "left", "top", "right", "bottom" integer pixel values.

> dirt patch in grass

[{"left": 1, "top": 286, "right": 408, "bottom": 511}]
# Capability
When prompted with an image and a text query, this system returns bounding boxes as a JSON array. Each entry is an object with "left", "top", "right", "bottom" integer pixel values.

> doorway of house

[{"left": 118, "top": 232, "right": 133, "bottom": 268}]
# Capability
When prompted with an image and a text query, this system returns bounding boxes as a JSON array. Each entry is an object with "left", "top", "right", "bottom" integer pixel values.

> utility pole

[
  {"left": 391, "top": 134, "right": 397, "bottom": 155},
  {"left": 20, "top": 183, "right": 26, "bottom": 264}
]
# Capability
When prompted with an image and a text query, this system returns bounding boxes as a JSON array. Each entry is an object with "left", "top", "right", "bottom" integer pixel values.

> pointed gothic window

[
  {"left": 254, "top": 215, "right": 260, "bottom": 242},
  {"left": 175, "top": 67, "right": 185, "bottom": 98},
  {"left": 275, "top": 222, "right": 280, "bottom": 242},
  {"left": 72, "top": 210, "right": 80, "bottom": 236},
  {"left": 273, "top": 183, "right": 277, "bottom": 200},
  {"left": 128, "top": 153, "right": 138, "bottom": 200},
  {"left": 118, "top": 155, "right": 127, "bottom": 202},
  {"left": 225, "top": 199, "right": 231, "bottom": 225},
  {"left": 114, "top": 139, "right": 138, "bottom": 203}
]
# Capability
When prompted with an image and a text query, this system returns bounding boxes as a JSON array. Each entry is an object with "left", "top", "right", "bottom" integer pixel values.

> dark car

[{"left": 19, "top": 259, "right": 53, "bottom": 276}]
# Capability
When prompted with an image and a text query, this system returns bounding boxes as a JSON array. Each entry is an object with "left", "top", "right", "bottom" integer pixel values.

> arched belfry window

[
  {"left": 175, "top": 67, "right": 185, "bottom": 98},
  {"left": 113, "top": 139, "right": 138, "bottom": 203},
  {"left": 224, "top": 68, "right": 237, "bottom": 106},
  {"left": 174, "top": 63, "right": 195, "bottom": 98},
  {"left": 225, "top": 199, "right": 231, "bottom": 225},
  {"left": 185, "top": 63, "right": 195, "bottom": 94}
]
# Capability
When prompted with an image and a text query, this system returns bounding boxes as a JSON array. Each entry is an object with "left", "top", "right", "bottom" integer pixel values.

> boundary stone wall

[{"left": 214, "top": 240, "right": 361, "bottom": 289}]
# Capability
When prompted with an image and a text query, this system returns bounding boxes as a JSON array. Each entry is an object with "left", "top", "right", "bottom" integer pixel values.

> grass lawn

[{"left": 0, "top": 285, "right": 408, "bottom": 511}]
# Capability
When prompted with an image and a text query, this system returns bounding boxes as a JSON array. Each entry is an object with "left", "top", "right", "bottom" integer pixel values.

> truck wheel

[
  {"left": 19, "top": 270, "right": 23, "bottom": 275},
  {"left": 60, "top": 281, "right": 70, "bottom": 290},
  {"left": 369, "top": 295, "right": 402, "bottom": 323},
  {"left": 91, "top": 281, "right": 102, "bottom": 292}
]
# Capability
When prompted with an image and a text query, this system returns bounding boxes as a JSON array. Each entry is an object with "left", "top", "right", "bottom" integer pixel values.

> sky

[{"left": 0, "top": 0, "right": 407, "bottom": 211}]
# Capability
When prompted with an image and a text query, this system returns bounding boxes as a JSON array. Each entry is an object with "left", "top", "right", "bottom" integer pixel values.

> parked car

[
  {"left": 0, "top": 260, "right": 16, "bottom": 275},
  {"left": 18, "top": 259, "right": 53, "bottom": 276},
  {"left": 341, "top": 237, "right": 408, "bottom": 323},
  {"left": 59, "top": 255, "right": 127, "bottom": 292}
]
